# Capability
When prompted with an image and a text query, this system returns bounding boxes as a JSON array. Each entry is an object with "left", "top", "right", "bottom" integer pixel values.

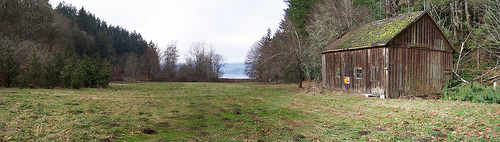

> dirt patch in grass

[
  {"left": 138, "top": 118, "right": 149, "bottom": 122},
  {"left": 401, "top": 121, "right": 410, "bottom": 125},
  {"left": 99, "top": 136, "right": 116, "bottom": 142},
  {"left": 282, "top": 127, "right": 293, "bottom": 131},
  {"left": 294, "top": 134, "right": 307, "bottom": 141},
  {"left": 197, "top": 131, "right": 210, "bottom": 137},
  {"left": 445, "top": 127, "right": 455, "bottom": 131},
  {"left": 358, "top": 130, "right": 371, "bottom": 136},
  {"left": 232, "top": 108, "right": 242, "bottom": 115},
  {"left": 432, "top": 127, "right": 441, "bottom": 131},
  {"left": 218, "top": 107, "right": 228, "bottom": 112},
  {"left": 374, "top": 127, "right": 386, "bottom": 131},
  {"left": 431, "top": 132, "right": 447, "bottom": 138},
  {"left": 142, "top": 128, "right": 157, "bottom": 134},
  {"left": 108, "top": 123, "right": 119, "bottom": 127},
  {"left": 177, "top": 127, "right": 190, "bottom": 131},
  {"left": 403, "top": 132, "right": 416, "bottom": 138},
  {"left": 193, "top": 115, "right": 204, "bottom": 119},
  {"left": 219, "top": 117, "right": 230, "bottom": 121},
  {"left": 157, "top": 122, "right": 170, "bottom": 127},
  {"left": 190, "top": 126, "right": 201, "bottom": 130},
  {"left": 415, "top": 137, "right": 433, "bottom": 142}
]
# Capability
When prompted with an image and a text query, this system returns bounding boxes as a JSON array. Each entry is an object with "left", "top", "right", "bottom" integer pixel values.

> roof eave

[{"left": 322, "top": 44, "right": 387, "bottom": 54}]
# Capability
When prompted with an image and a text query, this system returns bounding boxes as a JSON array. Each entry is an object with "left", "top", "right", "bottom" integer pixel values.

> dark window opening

[{"left": 355, "top": 68, "right": 362, "bottom": 79}]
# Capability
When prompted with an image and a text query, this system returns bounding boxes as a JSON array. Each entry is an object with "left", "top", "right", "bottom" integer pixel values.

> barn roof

[{"left": 324, "top": 11, "right": 426, "bottom": 51}]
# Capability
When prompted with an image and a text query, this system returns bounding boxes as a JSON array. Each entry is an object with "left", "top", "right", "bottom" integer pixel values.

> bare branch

[
  {"left": 472, "top": 65, "right": 500, "bottom": 81},
  {"left": 455, "top": 28, "right": 474, "bottom": 72},
  {"left": 453, "top": 71, "right": 469, "bottom": 84}
]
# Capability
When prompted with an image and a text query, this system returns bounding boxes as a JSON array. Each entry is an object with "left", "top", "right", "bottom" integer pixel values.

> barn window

[
  {"left": 336, "top": 68, "right": 340, "bottom": 77},
  {"left": 355, "top": 68, "right": 362, "bottom": 79}
]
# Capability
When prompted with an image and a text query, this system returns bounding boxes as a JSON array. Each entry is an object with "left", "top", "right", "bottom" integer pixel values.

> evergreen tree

[
  {"left": 44, "top": 53, "right": 65, "bottom": 88},
  {"left": 0, "top": 40, "right": 20, "bottom": 87},
  {"left": 25, "top": 53, "right": 43, "bottom": 88},
  {"left": 284, "top": 0, "right": 317, "bottom": 37}
]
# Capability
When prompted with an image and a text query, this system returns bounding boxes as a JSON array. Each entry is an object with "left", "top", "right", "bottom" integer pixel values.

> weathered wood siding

[
  {"left": 386, "top": 14, "right": 454, "bottom": 98},
  {"left": 390, "top": 15, "right": 454, "bottom": 52},
  {"left": 322, "top": 52, "right": 340, "bottom": 90},
  {"left": 323, "top": 48, "right": 388, "bottom": 94},
  {"left": 388, "top": 48, "right": 453, "bottom": 98}
]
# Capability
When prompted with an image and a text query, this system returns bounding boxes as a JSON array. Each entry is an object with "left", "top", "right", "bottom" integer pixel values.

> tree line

[
  {"left": 0, "top": 0, "right": 225, "bottom": 88},
  {"left": 246, "top": 0, "right": 500, "bottom": 88}
]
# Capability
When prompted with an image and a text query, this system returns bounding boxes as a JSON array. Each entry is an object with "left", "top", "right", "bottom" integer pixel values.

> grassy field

[{"left": 0, "top": 82, "right": 499, "bottom": 141}]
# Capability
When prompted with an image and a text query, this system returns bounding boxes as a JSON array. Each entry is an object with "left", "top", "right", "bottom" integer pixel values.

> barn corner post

[
  {"left": 322, "top": 53, "right": 326, "bottom": 88},
  {"left": 384, "top": 47, "right": 390, "bottom": 98}
]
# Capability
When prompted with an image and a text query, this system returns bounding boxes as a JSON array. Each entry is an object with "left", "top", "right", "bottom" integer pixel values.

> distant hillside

[{"left": 222, "top": 63, "right": 248, "bottom": 79}]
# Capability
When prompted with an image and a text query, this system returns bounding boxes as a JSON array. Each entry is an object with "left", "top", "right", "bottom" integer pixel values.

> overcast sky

[{"left": 49, "top": 0, "right": 288, "bottom": 63}]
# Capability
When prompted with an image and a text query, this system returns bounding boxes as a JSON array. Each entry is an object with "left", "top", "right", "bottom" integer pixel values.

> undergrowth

[{"left": 442, "top": 82, "right": 500, "bottom": 104}]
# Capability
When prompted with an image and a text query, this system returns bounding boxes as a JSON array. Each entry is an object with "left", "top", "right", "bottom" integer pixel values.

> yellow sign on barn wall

[{"left": 344, "top": 77, "right": 350, "bottom": 84}]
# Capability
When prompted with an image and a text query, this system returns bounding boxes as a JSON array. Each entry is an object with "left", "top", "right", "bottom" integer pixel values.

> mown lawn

[{"left": 0, "top": 82, "right": 498, "bottom": 141}]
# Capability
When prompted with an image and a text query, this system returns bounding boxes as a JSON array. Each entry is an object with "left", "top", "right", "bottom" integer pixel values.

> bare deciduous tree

[
  {"left": 183, "top": 41, "right": 225, "bottom": 82},
  {"left": 161, "top": 41, "right": 179, "bottom": 81},
  {"left": 141, "top": 41, "right": 161, "bottom": 81},
  {"left": 124, "top": 52, "right": 138, "bottom": 81}
]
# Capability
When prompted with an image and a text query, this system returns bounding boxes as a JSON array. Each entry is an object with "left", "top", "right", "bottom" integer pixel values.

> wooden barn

[{"left": 321, "top": 11, "right": 454, "bottom": 99}]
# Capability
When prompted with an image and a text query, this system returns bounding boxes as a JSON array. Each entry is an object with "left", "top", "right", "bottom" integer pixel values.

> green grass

[{"left": 0, "top": 82, "right": 499, "bottom": 141}]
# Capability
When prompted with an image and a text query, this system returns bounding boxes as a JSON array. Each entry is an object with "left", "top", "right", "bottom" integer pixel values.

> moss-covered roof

[{"left": 325, "top": 11, "right": 425, "bottom": 50}]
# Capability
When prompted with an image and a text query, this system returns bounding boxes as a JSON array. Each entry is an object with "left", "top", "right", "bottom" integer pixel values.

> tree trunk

[
  {"left": 298, "top": 59, "right": 302, "bottom": 88},
  {"left": 465, "top": 0, "right": 470, "bottom": 29},
  {"left": 452, "top": 2, "right": 458, "bottom": 40}
]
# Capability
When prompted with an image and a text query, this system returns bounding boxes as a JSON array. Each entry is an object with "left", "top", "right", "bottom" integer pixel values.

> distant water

[
  {"left": 221, "top": 63, "right": 249, "bottom": 79},
  {"left": 222, "top": 74, "right": 249, "bottom": 79}
]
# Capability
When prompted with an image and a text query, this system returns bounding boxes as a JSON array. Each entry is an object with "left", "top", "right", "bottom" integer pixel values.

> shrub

[
  {"left": 442, "top": 82, "right": 500, "bottom": 104},
  {"left": 59, "top": 54, "right": 111, "bottom": 89}
]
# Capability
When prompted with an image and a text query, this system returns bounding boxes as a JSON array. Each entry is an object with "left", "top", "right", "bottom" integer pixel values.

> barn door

[
  {"left": 367, "top": 49, "right": 383, "bottom": 94},
  {"left": 370, "top": 67, "right": 380, "bottom": 88}
]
